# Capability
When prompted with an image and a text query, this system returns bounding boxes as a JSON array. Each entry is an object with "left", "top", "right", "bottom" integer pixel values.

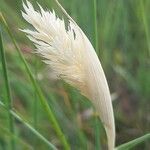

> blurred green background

[{"left": 0, "top": 0, "right": 150, "bottom": 149}]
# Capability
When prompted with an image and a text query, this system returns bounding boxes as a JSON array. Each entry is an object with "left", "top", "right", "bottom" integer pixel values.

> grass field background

[{"left": 0, "top": 0, "right": 150, "bottom": 149}]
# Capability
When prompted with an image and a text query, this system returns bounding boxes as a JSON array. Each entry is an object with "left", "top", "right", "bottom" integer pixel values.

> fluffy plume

[{"left": 21, "top": 1, "right": 115, "bottom": 149}]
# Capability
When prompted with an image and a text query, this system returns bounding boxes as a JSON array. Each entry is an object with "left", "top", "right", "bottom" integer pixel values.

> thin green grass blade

[
  {"left": 0, "top": 125, "right": 33, "bottom": 150},
  {"left": 93, "top": 0, "right": 99, "bottom": 55},
  {"left": 94, "top": 116, "right": 101, "bottom": 150},
  {"left": 139, "top": 0, "right": 150, "bottom": 56},
  {"left": 116, "top": 133, "right": 150, "bottom": 150},
  {"left": 0, "top": 100, "right": 57, "bottom": 150},
  {"left": 0, "top": 30, "right": 15, "bottom": 150},
  {"left": 33, "top": 57, "right": 38, "bottom": 129},
  {"left": 93, "top": 0, "right": 101, "bottom": 149},
  {"left": 0, "top": 13, "right": 70, "bottom": 150},
  {"left": 32, "top": 56, "right": 39, "bottom": 149}
]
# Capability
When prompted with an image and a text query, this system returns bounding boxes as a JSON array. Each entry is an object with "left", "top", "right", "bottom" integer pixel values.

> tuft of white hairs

[{"left": 21, "top": 1, "right": 115, "bottom": 149}]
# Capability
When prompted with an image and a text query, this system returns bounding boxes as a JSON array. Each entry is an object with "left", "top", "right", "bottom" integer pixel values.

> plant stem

[
  {"left": 0, "top": 31, "right": 15, "bottom": 150},
  {"left": 93, "top": 0, "right": 99, "bottom": 55},
  {"left": 0, "top": 100, "right": 58, "bottom": 150},
  {"left": 0, "top": 13, "right": 70, "bottom": 150},
  {"left": 33, "top": 56, "right": 38, "bottom": 148},
  {"left": 140, "top": 0, "right": 150, "bottom": 57},
  {"left": 94, "top": 116, "right": 101, "bottom": 150},
  {"left": 116, "top": 133, "right": 150, "bottom": 150},
  {"left": 93, "top": 0, "right": 101, "bottom": 149},
  {"left": 33, "top": 60, "right": 38, "bottom": 127}
]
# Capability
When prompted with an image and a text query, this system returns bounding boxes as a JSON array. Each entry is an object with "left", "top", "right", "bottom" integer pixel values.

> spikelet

[{"left": 21, "top": 1, "right": 115, "bottom": 149}]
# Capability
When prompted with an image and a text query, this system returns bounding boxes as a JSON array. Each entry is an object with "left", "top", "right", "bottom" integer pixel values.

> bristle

[{"left": 22, "top": 1, "right": 85, "bottom": 93}]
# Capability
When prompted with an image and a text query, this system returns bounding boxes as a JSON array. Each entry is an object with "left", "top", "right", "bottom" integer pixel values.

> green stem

[
  {"left": 0, "top": 31, "right": 15, "bottom": 150},
  {"left": 94, "top": 116, "right": 101, "bottom": 150},
  {"left": 33, "top": 57, "right": 38, "bottom": 148},
  {"left": 93, "top": 0, "right": 99, "bottom": 55},
  {"left": 0, "top": 100, "right": 57, "bottom": 150},
  {"left": 140, "top": 0, "right": 150, "bottom": 56},
  {"left": 0, "top": 13, "right": 70, "bottom": 150},
  {"left": 116, "top": 133, "right": 150, "bottom": 150},
  {"left": 0, "top": 125, "right": 33, "bottom": 149},
  {"left": 93, "top": 0, "right": 101, "bottom": 149}
]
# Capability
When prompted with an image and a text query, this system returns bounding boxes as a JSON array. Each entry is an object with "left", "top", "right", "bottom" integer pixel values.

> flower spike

[{"left": 21, "top": 1, "right": 115, "bottom": 149}]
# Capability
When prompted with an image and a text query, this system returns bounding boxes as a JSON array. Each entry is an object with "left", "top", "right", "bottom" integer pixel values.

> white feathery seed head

[{"left": 21, "top": 1, "right": 115, "bottom": 149}]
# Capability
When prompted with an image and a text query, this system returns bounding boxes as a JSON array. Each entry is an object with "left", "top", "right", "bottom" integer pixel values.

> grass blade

[
  {"left": 0, "top": 125, "right": 33, "bottom": 150},
  {"left": 0, "top": 30, "right": 15, "bottom": 150},
  {"left": 116, "top": 133, "right": 150, "bottom": 150},
  {"left": 93, "top": 1, "right": 101, "bottom": 149},
  {"left": 139, "top": 0, "right": 150, "bottom": 56},
  {"left": 0, "top": 100, "right": 58, "bottom": 150},
  {"left": 0, "top": 13, "right": 70, "bottom": 150},
  {"left": 32, "top": 56, "right": 39, "bottom": 148},
  {"left": 94, "top": 116, "right": 101, "bottom": 150},
  {"left": 93, "top": 0, "right": 99, "bottom": 55}
]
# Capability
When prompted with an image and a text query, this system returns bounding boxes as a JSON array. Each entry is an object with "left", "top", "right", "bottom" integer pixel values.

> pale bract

[{"left": 21, "top": 1, "right": 115, "bottom": 150}]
